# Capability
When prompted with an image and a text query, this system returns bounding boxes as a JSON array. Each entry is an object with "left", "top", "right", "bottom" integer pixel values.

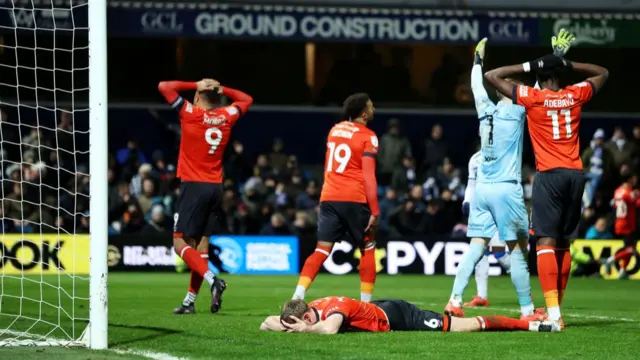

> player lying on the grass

[
  {"left": 446, "top": 37, "right": 543, "bottom": 322},
  {"left": 461, "top": 150, "right": 511, "bottom": 308},
  {"left": 605, "top": 171, "right": 640, "bottom": 279},
  {"left": 158, "top": 78, "right": 253, "bottom": 314},
  {"left": 260, "top": 297, "right": 560, "bottom": 333},
  {"left": 484, "top": 29, "right": 608, "bottom": 328},
  {"left": 292, "top": 94, "right": 380, "bottom": 303}
]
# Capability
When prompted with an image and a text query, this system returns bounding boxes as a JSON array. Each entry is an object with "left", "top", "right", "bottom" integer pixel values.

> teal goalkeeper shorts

[{"left": 467, "top": 181, "right": 529, "bottom": 242}]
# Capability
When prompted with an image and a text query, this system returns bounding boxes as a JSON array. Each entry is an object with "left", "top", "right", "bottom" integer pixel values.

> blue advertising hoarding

[
  {"left": 209, "top": 236, "right": 299, "bottom": 275},
  {"left": 106, "top": 4, "right": 538, "bottom": 44}
]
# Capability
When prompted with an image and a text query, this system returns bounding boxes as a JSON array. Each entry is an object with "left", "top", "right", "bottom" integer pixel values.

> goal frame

[{"left": 88, "top": 0, "right": 109, "bottom": 350}]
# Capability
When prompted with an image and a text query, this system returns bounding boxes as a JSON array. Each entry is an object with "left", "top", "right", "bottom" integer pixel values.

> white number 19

[
  {"left": 547, "top": 109, "right": 572, "bottom": 140},
  {"left": 326, "top": 142, "right": 352, "bottom": 173}
]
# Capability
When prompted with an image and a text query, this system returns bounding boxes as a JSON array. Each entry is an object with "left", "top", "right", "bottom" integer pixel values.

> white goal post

[{"left": 0, "top": 0, "right": 108, "bottom": 349}]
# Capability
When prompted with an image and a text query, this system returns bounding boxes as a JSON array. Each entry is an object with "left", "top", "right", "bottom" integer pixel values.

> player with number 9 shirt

[
  {"left": 291, "top": 93, "right": 379, "bottom": 303},
  {"left": 158, "top": 78, "right": 253, "bottom": 314},
  {"left": 484, "top": 37, "right": 609, "bottom": 328}
]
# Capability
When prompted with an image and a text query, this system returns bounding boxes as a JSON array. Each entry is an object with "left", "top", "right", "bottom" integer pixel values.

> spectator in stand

[
  {"left": 423, "top": 124, "right": 449, "bottom": 173},
  {"left": 117, "top": 139, "right": 147, "bottom": 180},
  {"left": 260, "top": 212, "right": 293, "bottom": 235},
  {"left": 606, "top": 127, "right": 638, "bottom": 170},
  {"left": 236, "top": 202, "right": 261, "bottom": 235},
  {"left": 121, "top": 202, "right": 144, "bottom": 233},
  {"left": 254, "top": 154, "right": 272, "bottom": 179},
  {"left": 151, "top": 150, "right": 168, "bottom": 176},
  {"left": 242, "top": 177, "right": 265, "bottom": 215},
  {"left": 585, "top": 217, "right": 613, "bottom": 240},
  {"left": 434, "top": 157, "right": 463, "bottom": 198},
  {"left": 225, "top": 141, "right": 251, "bottom": 185},
  {"left": 158, "top": 164, "right": 179, "bottom": 197},
  {"left": 379, "top": 189, "right": 400, "bottom": 234},
  {"left": 424, "top": 199, "right": 447, "bottom": 235},
  {"left": 295, "top": 180, "right": 319, "bottom": 211},
  {"left": 293, "top": 211, "right": 315, "bottom": 236},
  {"left": 137, "top": 178, "right": 158, "bottom": 215},
  {"left": 378, "top": 118, "right": 412, "bottom": 186},
  {"left": 57, "top": 110, "right": 75, "bottom": 167},
  {"left": 407, "top": 184, "right": 427, "bottom": 212},
  {"left": 632, "top": 126, "right": 640, "bottom": 165},
  {"left": 578, "top": 207, "right": 597, "bottom": 238},
  {"left": 269, "top": 138, "right": 288, "bottom": 176},
  {"left": 141, "top": 205, "right": 168, "bottom": 234},
  {"left": 267, "top": 181, "right": 290, "bottom": 211},
  {"left": 582, "top": 129, "right": 616, "bottom": 209},
  {"left": 391, "top": 156, "right": 417, "bottom": 196},
  {"left": 388, "top": 198, "right": 426, "bottom": 237},
  {"left": 130, "top": 163, "right": 152, "bottom": 197}
]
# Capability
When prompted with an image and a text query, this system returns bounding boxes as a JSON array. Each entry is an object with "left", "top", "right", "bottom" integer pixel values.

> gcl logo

[
  {"left": 0, "top": 240, "right": 64, "bottom": 270},
  {"left": 141, "top": 12, "right": 183, "bottom": 32},
  {"left": 489, "top": 21, "right": 530, "bottom": 41}
]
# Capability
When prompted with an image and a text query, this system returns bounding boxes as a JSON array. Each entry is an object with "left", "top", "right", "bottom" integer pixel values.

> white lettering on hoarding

[
  {"left": 246, "top": 242, "right": 292, "bottom": 271},
  {"left": 322, "top": 241, "right": 353, "bottom": 275},
  {"left": 123, "top": 246, "right": 175, "bottom": 266},
  {"left": 195, "top": 13, "right": 479, "bottom": 42}
]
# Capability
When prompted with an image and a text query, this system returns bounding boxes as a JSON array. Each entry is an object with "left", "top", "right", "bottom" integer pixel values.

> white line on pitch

[
  {"left": 410, "top": 302, "right": 637, "bottom": 323},
  {"left": 112, "top": 348, "right": 190, "bottom": 360}
]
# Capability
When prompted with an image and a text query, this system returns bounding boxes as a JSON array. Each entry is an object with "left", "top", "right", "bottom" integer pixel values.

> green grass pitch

[{"left": 1, "top": 274, "right": 639, "bottom": 359}]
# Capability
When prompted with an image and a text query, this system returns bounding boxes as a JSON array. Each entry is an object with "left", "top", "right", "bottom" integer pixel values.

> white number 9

[
  {"left": 327, "top": 142, "right": 352, "bottom": 173},
  {"left": 424, "top": 318, "right": 440, "bottom": 329},
  {"left": 205, "top": 127, "right": 223, "bottom": 154}
]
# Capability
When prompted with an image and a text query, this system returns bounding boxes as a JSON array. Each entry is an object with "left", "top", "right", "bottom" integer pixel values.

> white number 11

[{"left": 547, "top": 109, "right": 572, "bottom": 140}]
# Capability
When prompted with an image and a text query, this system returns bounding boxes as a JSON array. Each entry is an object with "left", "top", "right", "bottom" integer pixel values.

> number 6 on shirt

[
  {"left": 326, "top": 142, "right": 352, "bottom": 173},
  {"left": 205, "top": 127, "right": 223, "bottom": 154}
]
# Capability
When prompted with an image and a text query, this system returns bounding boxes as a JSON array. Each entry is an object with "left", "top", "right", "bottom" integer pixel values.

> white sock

[
  {"left": 606, "top": 256, "right": 615, "bottom": 264},
  {"left": 449, "top": 295, "right": 463, "bottom": 307},
  {"left": 548, "top": 306, "right": 561, "bottom": 321},
  {"left": 183, "top": 291, "right": 196, "bottom": 306},
  {"left": 203, "top": 271, "right": 216, "bottom": 286},
  {"left": 475, "top": 255, "right": 489, "bottom": 299},
  {"left": 521, "top": 303, "right": 534, "bottom": 317},
  {"left": 293, "top": 285, "right": 306, "bottom": 300},
  {"left": 361, "top": 292, "right": 372, "bottom": 302}
]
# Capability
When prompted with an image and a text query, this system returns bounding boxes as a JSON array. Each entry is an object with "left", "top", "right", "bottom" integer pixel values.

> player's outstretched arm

[
  {"left": 260, "top": 316, "right": 288, "bottom": 331},
  {"left": 484, "top": 64, "right": 523, "bottom": 98},
  {"left": 283, "top": 315, "right": 343, "bottom": 334},
  {"left": 157, "top": 81, "right": 198, "bottom": 105},
  {"left": 568, "top": 61, "right": 609, "bottom": 94},
  {"left": 218, "top": 86, "right": 254, "bottom": 116},
  {"left": 470, "top": 38, "right": 494, "bottom": 114}
]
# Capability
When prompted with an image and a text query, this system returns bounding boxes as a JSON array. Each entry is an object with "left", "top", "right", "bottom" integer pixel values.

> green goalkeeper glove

[
  {"left": 551, "top": 29, "right": 576, "bottom": 57},
  {"left": 474, "top": 37, "right": 487, "bottom": 65}
]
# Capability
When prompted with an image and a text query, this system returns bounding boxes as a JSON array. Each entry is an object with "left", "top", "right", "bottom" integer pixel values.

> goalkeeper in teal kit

[{"left": 445, "top": 38, "right": 541, "bottom": 321}]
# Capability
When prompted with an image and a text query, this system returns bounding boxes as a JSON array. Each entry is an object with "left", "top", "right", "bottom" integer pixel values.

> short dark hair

[
  {"left": 200, "top": 89, "right": 221, "bottom": 104},
  {"left": 342, "top": 93, "right": 370, "bottom": 121}
]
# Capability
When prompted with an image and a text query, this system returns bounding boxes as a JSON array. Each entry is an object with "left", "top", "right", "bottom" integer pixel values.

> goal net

[{"left": 0, "top": 0, "right": 107, "bottom": 349}]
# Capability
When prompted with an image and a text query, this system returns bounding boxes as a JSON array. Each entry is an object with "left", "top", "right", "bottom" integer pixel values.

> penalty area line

[
  {"left": 112, "top": 348, "right": 190, "bottom": 360},
  {"left": 411, "top": 302, "right": 637, "bottom": 323}
]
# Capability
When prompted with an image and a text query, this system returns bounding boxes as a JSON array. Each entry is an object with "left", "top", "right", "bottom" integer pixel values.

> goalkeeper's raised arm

[{"left": 470, "top": 38, "right": 495, "bottom": 118}]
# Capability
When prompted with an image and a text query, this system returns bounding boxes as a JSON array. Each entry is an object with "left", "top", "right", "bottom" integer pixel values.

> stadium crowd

[{"left": 0, "top": 108, "right": 638, "bottom": 241}]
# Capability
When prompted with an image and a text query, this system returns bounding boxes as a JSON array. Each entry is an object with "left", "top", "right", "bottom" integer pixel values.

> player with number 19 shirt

[
  {"left": 291, "top": 93, "right": 379, "bottom": 304},
  {"left": 158, "top": 79, "right": 253, "bottom": 315}
]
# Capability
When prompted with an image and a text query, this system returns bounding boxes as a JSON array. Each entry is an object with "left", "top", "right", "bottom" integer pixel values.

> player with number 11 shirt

[
  {"left": 485, "top": 47, "right": 608, "bottom": 328},
  {"left": 158, "top": 78, "right": 253, "bottom": 314},
  {"left": 291, "top": 93, "right": 380, "bottom": 303}
]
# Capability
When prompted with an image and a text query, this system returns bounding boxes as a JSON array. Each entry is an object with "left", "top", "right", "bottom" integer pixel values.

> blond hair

[{"left": 280, "top": 299, "right": 309, "bottom": 324}]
